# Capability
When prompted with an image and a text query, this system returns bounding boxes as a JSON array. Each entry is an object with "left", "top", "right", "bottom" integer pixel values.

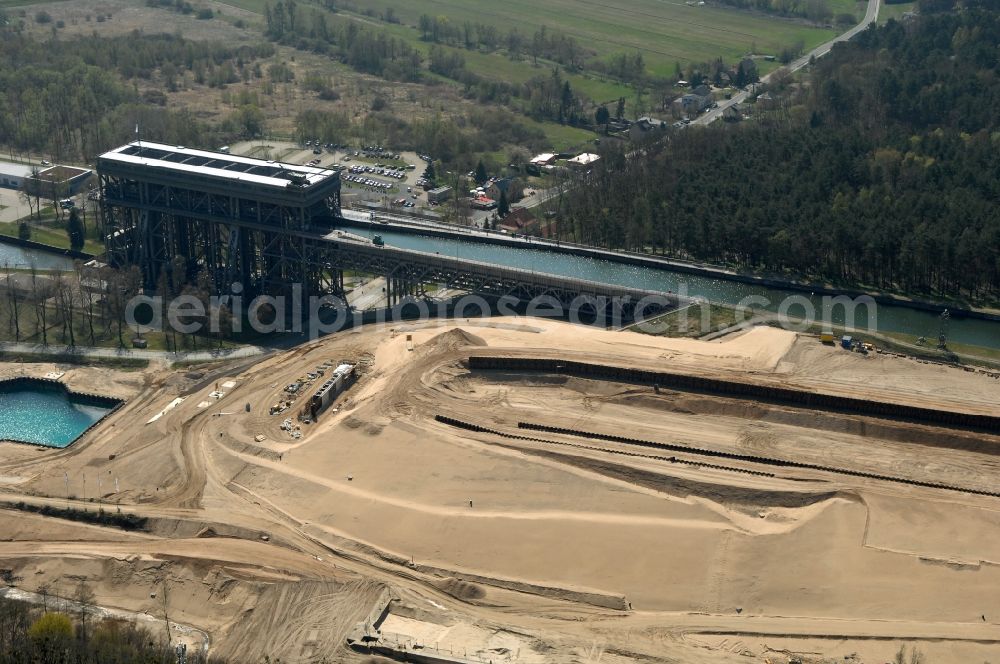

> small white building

[
  {"left": 568, "top": 153, "right": 600, "bottom": 168},
  {"left": 529, "top": 153, "right": 558, "bottom": 167},
  {"left": 0, "top": 161, "right": 33, "bottom": 190},
  {"left": 427, "top": 186, "right": 453, "bottom": 204}
]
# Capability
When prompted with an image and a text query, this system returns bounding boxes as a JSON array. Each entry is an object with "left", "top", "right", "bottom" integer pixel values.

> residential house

[
  {"left": 486, "top": 177, "right": 523, "bottom": 203},
  {"left": 673, "top": 94, "right": 711, "bottom": 115},
  {"left": 629, "top": 117, "right": 668, "bottom": 142},
  {"left": 566, "top": 153, "right": 600, "bottom": 169},
  {"left": 527, "top": 152, "right": 558, "bottom": 175},
  {"left": 529, "top": 153, "right": 557, "bottom": 167},
  {"left": 498, "top": 208, "right": 536, "bottom": 234},
  {"left": 756, "top": 91, "right": 777, "bottom": 109}
]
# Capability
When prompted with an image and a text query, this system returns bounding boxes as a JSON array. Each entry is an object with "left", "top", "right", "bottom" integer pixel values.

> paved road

[
  {"left": 695, "top": 0, "right": 881, "bottom": 125},
  {"left": 345, "top": 276, "right": 388, "bottom": 310},
  {"left": 514, "top": 182, "right": 572, "bottom": 210}
]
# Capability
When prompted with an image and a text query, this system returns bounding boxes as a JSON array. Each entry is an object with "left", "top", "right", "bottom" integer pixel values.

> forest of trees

[
  {"left": 563, "top": 2, "right": 1000, "bottom": 301},
  {"left": 264, "top": 0, "right": 423, "bottom": 81},
  {"left": 0, "top": 31, "right": 273, "bottom": 161}
]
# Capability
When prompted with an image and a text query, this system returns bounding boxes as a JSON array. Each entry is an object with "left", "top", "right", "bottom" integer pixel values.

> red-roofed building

[
  {"left": 499, "top": 208, "right": 535, "bottom": 234},
  {"left": 471, "top": 196, "right": 497, "bottom": 210}
]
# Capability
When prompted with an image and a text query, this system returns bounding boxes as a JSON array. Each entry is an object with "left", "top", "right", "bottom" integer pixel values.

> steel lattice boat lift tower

[{"left": 98, "top": 141, "right": 344, "bottom": 300}]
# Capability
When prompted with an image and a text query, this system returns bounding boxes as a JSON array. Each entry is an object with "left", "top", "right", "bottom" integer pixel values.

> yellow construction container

[{"left": 820, "top": 333, "right": 835, "bottom": 345}]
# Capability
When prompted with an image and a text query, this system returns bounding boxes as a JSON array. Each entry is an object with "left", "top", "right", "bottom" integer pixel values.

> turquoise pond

[{"left": 0, "top": 381, "right": 117, "bottom": 448}]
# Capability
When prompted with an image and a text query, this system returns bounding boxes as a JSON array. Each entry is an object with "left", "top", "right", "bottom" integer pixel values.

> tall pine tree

[{"left": 67, "top": 208, "right": 85, "bottom": 251}]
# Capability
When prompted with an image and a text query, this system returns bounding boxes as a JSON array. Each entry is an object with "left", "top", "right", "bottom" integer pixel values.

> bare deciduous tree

[
  {"left": 4, "top": 265, "right": 21, "bottom": 342},
  {"left": 72, "top": 580, "right": 95, "bottom": 643}
]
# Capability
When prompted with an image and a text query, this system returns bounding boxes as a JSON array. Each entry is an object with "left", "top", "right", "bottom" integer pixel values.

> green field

[
  {"left": 330, "top": 14, "right": 635, "bottom": 101},
  {"left": 0, "top": 0, "right": 69, "bottom": 7},
  {"left": 0, "top": 220, "right": 104, "bottom": 256},
  {"left": 879, "top": 1, "right": 917, "bottom": 24},
  {"left": 331, "top": 0, "right": 838, "bottom": 76},
  {"left": 218, "top": 0, "right": 837, "bottom": 79},
  {"left": 628, "top": 303, "right": 741, "bottom": 337},
  {"left": 529, "top": 119, "right": 596, "bottom": 151},
  {"left": 827, "top": 0, "right": 867, "bottom": 20},
  {"left": 217, "top": 0, "right": 268, "bottom": 12}
]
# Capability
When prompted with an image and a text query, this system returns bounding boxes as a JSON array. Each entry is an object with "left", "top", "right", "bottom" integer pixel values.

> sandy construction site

[{"left": 2, "top": 318, "right": 1000, "bottom": 663}]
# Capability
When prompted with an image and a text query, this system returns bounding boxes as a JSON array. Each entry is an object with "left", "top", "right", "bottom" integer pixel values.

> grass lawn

[
  {"left": 0, "top": 0, "right": 69, "bottom": 7},
  {"left": 530, "top": 120, "right": 596, "bottom": 152},
  {"left": 879, "top": 1, "right": 917, "bottom": 24},
  {"left": 216, "top": 0, "right": 268, "bottom": 13},
  {"left": 826, "top": 0, "right": 866, "bottom": 21},
  {"left": 0, "top": 221, "right": 104, "bottom": 256},
  {"left": 629, "top": 302, "right": 741, "bottom": 337}
]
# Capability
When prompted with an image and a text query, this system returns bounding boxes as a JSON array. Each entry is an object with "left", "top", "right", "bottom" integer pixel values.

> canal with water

[
  {"left": 0, "top": 241, "right": 75, "bottom": 271},
  {"left": 0, "top": 380, "right": 114, "bottom": 448},
  {"left": 343, "top": 226, "right": 1000, "bottom": 350}
]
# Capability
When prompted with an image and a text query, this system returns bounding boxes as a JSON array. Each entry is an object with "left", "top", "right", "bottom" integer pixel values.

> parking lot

[
  {"left": 341, "top": 162, "right": 408, "bottom": 197},
  {"left": 230, "top": 141, "right": 432, "bottom": 210}
]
